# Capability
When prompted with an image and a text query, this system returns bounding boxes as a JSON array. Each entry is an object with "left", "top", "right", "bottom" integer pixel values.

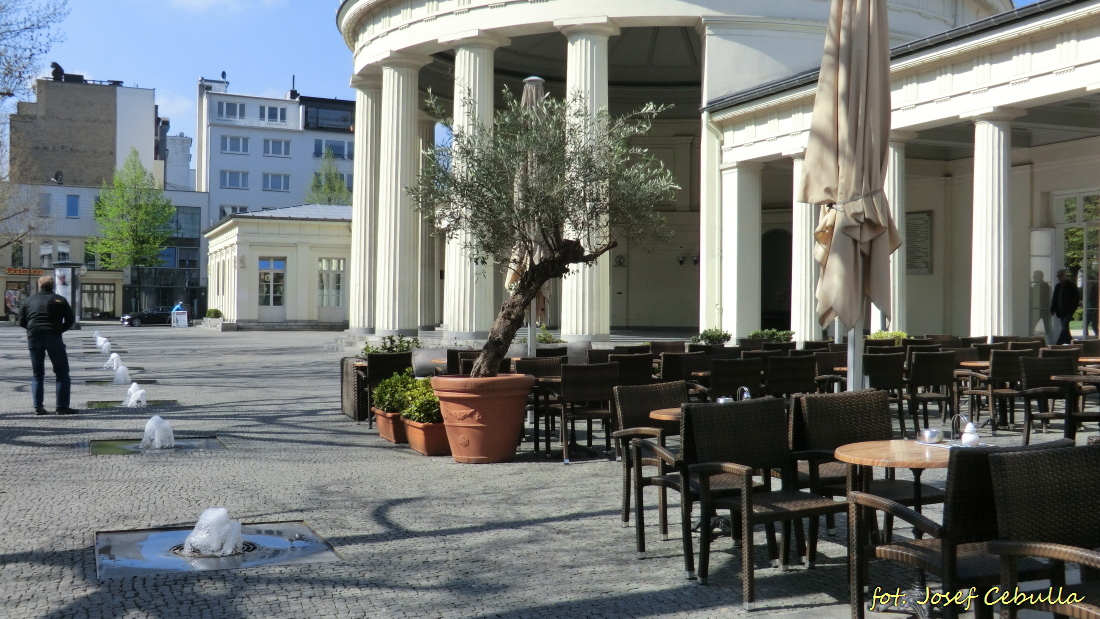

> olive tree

[{"left": 410, "top": 89, "right": 678, "bottom": 377}]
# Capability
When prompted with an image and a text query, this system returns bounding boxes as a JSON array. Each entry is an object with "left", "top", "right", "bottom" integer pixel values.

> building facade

[{"left": 195, "top": 78, "right": 356, "bottom": 221}]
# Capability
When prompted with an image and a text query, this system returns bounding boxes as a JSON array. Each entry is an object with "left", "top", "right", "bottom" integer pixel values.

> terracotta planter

[
  {"left": 430, "top": 374, "right": 536, "bottom": 463},
  {"left": 402, "top": 418, "right": 451, "bottom": 456},
  {"left": 372, "top": 407, "right": 408, "bottom": 444}
]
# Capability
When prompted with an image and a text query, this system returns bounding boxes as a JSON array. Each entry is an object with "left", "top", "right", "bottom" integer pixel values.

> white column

[
  {"left": 558, "top": 19, "right": 619, "bottom": 342},
  {"left": 699, "top": 111, "right": 723, "bottom": 331},
  {"left": 419, "top": 116, "right": 438, "bottom": 330},
  {"left": 886, "top": 132, "right": 915, "bottom": 333},
  {"left": 441, "top": 33, "right": 506, "bottom": 340},
  {"left": 789, "top": 153, "right": 818, "bottom": 344},
  {"left": 374, "top": 53, "right": 430, "bottom": 336},
  {"left": 720, "top": 161, "right": 763, "bottom": 338},
  {"left": 967, "top": 108, "right": 1022, "bottom": 337},
  {"left": 348, "top": 74, "right": 382, "bottom": 335}
]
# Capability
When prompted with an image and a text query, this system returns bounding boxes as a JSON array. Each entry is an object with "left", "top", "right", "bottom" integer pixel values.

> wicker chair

[
  {"left": 960, "top": 335, "right": 989, "bottom": 345},
  {"left": 362, "top": 352, "right": 414, "bottom": 428},
  {"left": 558, "top": 362, "right": 619, "bottom": 464},
  {"left": 925, "top": 334, "right": 960, "bottom": 343},
  {"left": 1016, "top": 335, "right": 1048, "bottom": 344},
  {"left": 764, "top": 355, "right": 817, "bottom": 402},
  {"left": 761, "top": 341, "right": 796, "bottom": 352},
  {"left": 906, "top": 351, "right": 956, "bottom": 429},
  {"left": 709, "top": 358, "right": 764, "bottom": 400},
  {"left": 1082, "top": 339, "right": 1100, "bottom": 356},
  {"left": 1007, "top": 340, "right": 1043, "bottom": 352},
  {"left": 1018, "top": 356, "right": 1075, "bottom": 445},
  {"left": 613, "top": 344, "right": 650, "bottom": 355},
  {"left": 864, "top": 344, "right": 904, "bottom": 355},
  {"left": 612, "top": 381, "right": 688, "bottom": 535},
  {"left": 738, "top": 338, "right": 765, "bottom": 351},
  {"left": 863, "top": 353, "right": 908, "bottom": 435},
  {"left": 787, "top": 349, "right": 816, "bottom": 357},
  {"left": 813, "top": 350, "right": 848, "bottom": 393},
  {"left": 659, "top": 351, "right": 705, "bottom": 383},
  {"left": 742, "top": 349, "right": 783, "bottom": 363},
  {"left": 651, "top": 340, "right": 686, "bottom": 357},
  {"left": 964, "top": 349, "right": 1029, "bottom": 433},
  {"left": 678, "top": 354, "right": 713, "bottom": 400},
  {"left": 972, "top": 341, "right": 1008, "bottom": 361},
  {"left": 686, "top": 343, "right": 721, "bottom": 354},
  {"left": 536, "top": 345, "right": 568, "bottom": 358},
  {"left": 440, "top": 348, "right": 474, "bottom": 375},
  {"left": 341, "top": 357, "right": 369, "bottom": 421},
  {"left": 950, "top": 346, "right": 980, "bottom": 416},
  {"left": 901, "top": 338, "right": 933, "bottom": 348},
  {"left": 828, "top": 342, "right": 849, "bottom": 352},
  {"left": 988, "top": 444, "right": 1100, "bottom": 619},
  {"left": 686, "top": 398, "right": 846, "bottom": 607},
  {"left": 586, "top": 348, "right": 613, "bottom": 364},
  {"left": 516, "top": 356, "right": 566, "bottom": 452},
  {"left": 864, "top": 339, "right": 898, "bottom": 349},
  {"left": 849, "top": 440, "right": 1073, "bottom": 619},
  {"left": 991, "top": 334, "right": 1020, "bottom": 343},
  {"left": 905, "top": 344, "right": 943, "bottom": 370},
  {"left": 458, "top": 352, "right": 513, "bottom": 375},
  {"left": 1040, "top": 345, "right": 1083, "bottom": 362},
  {"left": 609, "top": 353, "right": 653, "bottom": 386},
  {"left": 801, "top": 340, "right": 832, "bottom": 351}
]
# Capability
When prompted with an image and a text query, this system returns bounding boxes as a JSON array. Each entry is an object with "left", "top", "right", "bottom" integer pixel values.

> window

[
  {"left": 56, "top": 241, "right": 69, "bottom": 262},
  {"left": 219, "top": 170, "right": 248, "bottom": 189},
  {"left": 219, "top": 205, "right": 248, "bottom": 219},
  {"left": 66, "top": 195, "right": 79, "bottom": 218},
  {"left": 220, "top": 135, "right": 249, "bottom": 154},
  {"left": 11, "top": 243, "right": 23, "bottom": 268},
  {"left": 260, "top": 105, "right": 287, "bottom": 123},
  {"left": 263, "top": 139, "right": 291, "bottom": 157},
  {"left": 259, "top": 257, "right": 286, "bottom": 307},
  {"left": 313, "top": 139, "right": 352, "bottom": 159},
  {"left": 216, "top": 101, "right": 245, "bottom": 119},
  {"left": 81, "top": 283, "right": 115, "bottom": 320},
  {"left": 317, "top": 258, "right": 345, "bottom": 307},
  {"left": 178, "top": 248, "right": 199, "bottom": 269},
  {"left": 83, "top": 247, "right": 95, "bottom": 269},
  {"left": 263, "top": 173, "right": 290, "bottom": 191},
  {"left": 173, "top": 206, "right": 202, "bottom": 238},
  {"left": 315, "top": 171, "right": 354, "bottom": 191},
  {"left": 304, "top": 104, "right": 353, "bottom": 131},
  {"left": 157, "top": 247, "right": 176, "bottom": 267},
  {"left": 38, "top": 241, "right": 52, "bottom": 268},
  {"left": 38, "top": 193, "right": 51, "bottom": 216}
]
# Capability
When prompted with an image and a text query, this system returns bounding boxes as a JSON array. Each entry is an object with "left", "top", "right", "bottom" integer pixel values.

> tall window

[
  {"left": 262, "top": 173, "right": 290, "bottom": 191},
  {"left": 264, "top": 139, "right": 291, "bottom": 157},
  {"left": 83, "top": 247, "right": 96, "bottom": 269},
  {"left": 317, "top": 258, "right": 344, "bottom": 307},
  {"left": 11, "top": 242, "right": 23, "bottom": 267},
  {"left": 66, "top": 195, "right": 79, "bottom": 218},
  {"left": 38, "top": 241, "right": 53, "bottom": 268},
  {"left": 258, "top": 257, "right": 286, "bottom": 307},
  {"left": 173, "top": 206, "right": 202, "bottom": 238},
  {"left": 178, "top": 248, "right": 199, "bottom": 269},
  {"left": 260, "top": 105, "right": 287, "bottom": 123},
  {"left": 216, "top": 101, "right": 245, "bottom": 119},
  {"left": 56, "top": 241, "right": 70, "bottom": 262},
  {"left": 219, "top": 170, "right": 248, "bottom": 189},
  {"left": 220, "top": 135, "right": 249, "bottom": 154},
  {"left": 313, "top": 139, "right": 352, "bottom": 158}
]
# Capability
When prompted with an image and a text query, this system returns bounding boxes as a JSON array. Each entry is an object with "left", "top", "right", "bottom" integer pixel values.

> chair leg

[
  {"left": 743, "top": 515, "right": 756, "bottom": 609},
  {"left": 1023, "top": 400, "right": 1032, "bottom": 446},
  {"left": 779, "top": 520, "right": 792, "bottom": 570},
  {"left": 658, "top": 485, "right": 670, "bottom": 540},
  {"left": 633, "top": 459, "right": 646, "bottom": 556},
  {"left": 586, "top": 418, "right": 593, "bottom": 447},
  {"left": 764, "top": 523, "right": 779, "bottom": 565},
  {"left": 896, "top": 397, "right": 907, "bottom": 439},
  {"left": 620, "top": 448, "right": 631, "bottom": 526},
  {"left": 561, "top": 409, "right": 570, "bottom": 464},
  {"left": 697, "top": 504, "right": 713, "bottom": 586},
  {"left": 921, "top": 401, "right": 929, "bottom": 430},
  {"left": 681, "top": 493, "right": 696, "bottom": 580}
]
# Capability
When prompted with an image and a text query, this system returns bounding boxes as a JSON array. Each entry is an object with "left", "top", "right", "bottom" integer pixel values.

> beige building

[{"left": 205, "top": 204, "right": 351, "bottom": 327}]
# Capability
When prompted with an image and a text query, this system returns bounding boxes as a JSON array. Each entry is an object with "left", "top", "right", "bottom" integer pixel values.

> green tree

[
  {"left": 410, "top": 89, "right": 677, "bottom": 377},
  {"left": 306, "top": 149, "right": 351, "bottom": 205},
  {"left": 87, "top": 149, "right": 175, "bottom": 310}
]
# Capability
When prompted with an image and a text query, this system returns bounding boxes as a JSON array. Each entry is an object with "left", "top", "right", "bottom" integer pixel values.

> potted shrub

[
  {"left": 868, "top": 330, "right": 907, "bottom": 345},
  {"left": 371, "top": 370, "right": 416, "bottom": 444},
  {"left": 691, "top": 327, "right": 732, "bottom": 346},
  {"left": 401, "top": 380, "right": 450, "bottom": 456},
  {"left": 357, "top": 334, "right": 421, "bottom": 358},
  {"left": 412, "top": 83, "right": 677, "bottom": 463}
]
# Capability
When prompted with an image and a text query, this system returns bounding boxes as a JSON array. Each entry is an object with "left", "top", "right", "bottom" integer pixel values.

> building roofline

[
  {"left": 202, "top": 207, "right": 351, "bottom": 236},
  {"left": 703, "top": 0, "right": 1090, "bottom": 113}
]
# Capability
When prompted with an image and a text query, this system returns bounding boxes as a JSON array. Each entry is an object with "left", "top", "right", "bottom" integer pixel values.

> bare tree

[{"left": 0, "top": 0, "right": 68, "bottom": 101}]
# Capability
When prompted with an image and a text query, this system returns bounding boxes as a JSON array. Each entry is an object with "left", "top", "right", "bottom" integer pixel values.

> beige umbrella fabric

[{"left": 798, "top": 0, "right": 901, "bottom": 331}]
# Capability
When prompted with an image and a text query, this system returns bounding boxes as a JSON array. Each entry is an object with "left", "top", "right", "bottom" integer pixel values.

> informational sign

[
  {"left": 906, "top": 211, "right": 933, "bottom": 275},
  {"left": 54, "top": 267, "right": 73, "bottom": 304},
  {"left": 4, "top": 267, "right": 44, "bottom": 276},
  {"left": 171, "top": 311, "right": 189, "bottom": 327}
]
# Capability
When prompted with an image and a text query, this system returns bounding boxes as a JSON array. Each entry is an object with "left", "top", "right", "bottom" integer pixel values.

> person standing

[
  {"left": 1051, "top": 268, "right": 1081, "bottom": 345},
  {"left": 18, "top": 275, "right": 77, "bottom": 415}
]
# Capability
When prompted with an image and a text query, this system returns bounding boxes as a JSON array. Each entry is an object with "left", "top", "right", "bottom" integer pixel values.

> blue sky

[{"left": 45, "top": 0, "right": 354, "bottom": 154}]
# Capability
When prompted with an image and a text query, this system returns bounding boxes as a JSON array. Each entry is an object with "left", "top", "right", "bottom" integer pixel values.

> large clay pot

[
  {"left": 372, "top": 407, "right": 408, "bottom": 444},
  {"left": 402, "top": 418, "right": 451, "bottom": 456},
  {"left": 430, "top": 374, "right": 536, "bottom": 463}
]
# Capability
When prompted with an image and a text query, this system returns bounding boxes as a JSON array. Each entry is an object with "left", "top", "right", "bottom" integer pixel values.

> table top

[
  {"left": 650, "top": 407, "right": 681, "bottom": 422},
  {"left": 835, "top": 366, "right": 848, "bottom": 373},
  {"left": 960, "top": 360, "right": 989, "bottom": 368},
  {"left": 1051, "top": 374, "right": 1100, "bottom": 384},
  {"left": 534, "top": 376, "right": 561, "bottom": 384},
  {"left": 690, "top": 370, "right": 710, "bottom": 378},
  {"left": 430, "top": 358, "right": 446, "bottom": 364},
  {"left": 1078, "top": 357, "right": 1100, "bottom": 364},
  {"left": 834, "top": 439, "right": 951, "bottom": 469}
]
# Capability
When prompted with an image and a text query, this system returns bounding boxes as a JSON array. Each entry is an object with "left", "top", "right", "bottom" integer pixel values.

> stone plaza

[{"left": 0, "top": 324, "right": 1077, "bottom": 618}]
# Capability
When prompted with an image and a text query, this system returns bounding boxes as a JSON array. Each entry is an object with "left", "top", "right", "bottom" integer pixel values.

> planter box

[
  {"left": 402, "top": 418, "right": 450, "bottom": 456},
  {"left": 373, "top": 407, "right": 408, "bottom": 444}
]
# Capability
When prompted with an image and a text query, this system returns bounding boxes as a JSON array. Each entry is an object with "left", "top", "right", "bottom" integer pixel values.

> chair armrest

[
  {"left": 790, "top": 449, "right": 837, "bottom": 462},
  {"left": 630, "top": 438, "right": 677, "bottom": 465},
  {"left": 955, "top": 370, "right": 989, "bottom": 381},
  {"left": 688, "top": 461, "right": 754, "bottom": 478},
  {"left": 988, "top": 540, "right": 1100, "bottom": 569},
  {"left": 815, "top": 374, "right": 846, "bottom": 382},
  {"left": 848, "top": 491, "right": 944, "bottom": 538},
  {"left": 612, "top": 427, "right": 662, "bottom": 440}
]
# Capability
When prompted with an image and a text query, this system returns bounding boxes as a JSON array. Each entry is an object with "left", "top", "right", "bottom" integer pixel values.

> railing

[{"left": 209, "top": 115, "right": 301, "bottom": 131}]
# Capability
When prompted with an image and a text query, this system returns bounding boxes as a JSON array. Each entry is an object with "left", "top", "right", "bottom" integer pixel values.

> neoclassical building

[{"left": 335, "top": 0, "right": 1100, "bottom": 343}]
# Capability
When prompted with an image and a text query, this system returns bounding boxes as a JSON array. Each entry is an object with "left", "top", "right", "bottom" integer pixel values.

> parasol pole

[
  {"left": 847, "top": 251, "right": 865, "bottom": 390},
  {"left": 528, "top": 301, "right": 536, "bottom": 357}
]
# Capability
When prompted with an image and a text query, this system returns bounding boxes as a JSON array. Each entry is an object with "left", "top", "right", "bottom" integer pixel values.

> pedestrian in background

[
  {"left": 1051, "top": 268, "right": 1081, "bottom": 345},
  {"left": 18, "top": 275, "right": 77, "bottom": 415}
]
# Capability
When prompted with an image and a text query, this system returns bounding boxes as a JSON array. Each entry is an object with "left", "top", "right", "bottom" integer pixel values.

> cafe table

[
  {"left": 958, "top": 360, "right": 989, "bottom": 370},
  {"left": 649, "top": 407, "right": 681, "bottom": 422},
  {"left": 1050, "top": 374, "right": 1100, "bottom": 440},
  {"left": 834, "top": 439, "right": 950, "bottom": 514}
]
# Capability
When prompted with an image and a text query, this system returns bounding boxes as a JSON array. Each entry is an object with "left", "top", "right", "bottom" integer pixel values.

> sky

[{"left": 43, "top": 0, "right": 354, "bottom": 159}]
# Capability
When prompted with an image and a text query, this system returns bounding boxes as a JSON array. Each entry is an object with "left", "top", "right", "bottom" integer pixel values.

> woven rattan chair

[
  {"left": 678, "top": 354, "right": 713, "bottom": 400},
  {"left": 609, "top": 353, "right": 652, "bottom": 387},
  {"left": 813, "top": 350, "right": 848, "bottom": 393},
  {"left": 686, "top": 343, "right": 720, "bottom": 354},
  {"left": 848, "top": 439, "right": 1073, "bottom": 619},
  {"left": 801, "top": 340, "right": 832, "bottom": 351},
  {"left": 972, "top": 341, "right": 1008, "bottom": 361},
  {"left": 1039, "top": 345, "right": 1083, "bottom": 361},
  {"left": 516, "top": 356, "right": 566, "bottom": 451},
  {"left": 341, "top": 357, "right": 369, "bottom": 421},
  {"left": 863, "top": 353, "right": 908, "bottom": 435},
  {"left": 960, "top": 335, "right": 989, "bottom": 345},
  {"left": 738, "top": 338, "right": 765, "bottom": 351},
  {"left": 828, "top": 342, "right": 848, "bottom": 352},
  {"left": 901, "top": 338, "right": 933, "bottom": 348},
  {"left": 761, "top": 341, "right": 796, "bottom": 352},
  {"left": 686, "top": 398, "right": 846, "bottom": 607},
  {"left": 864, "top": 339, "right": 898, "bottom": 349},
  {"left": 710, "top": 346, "right": 742, "bottom": 359},
  {"left": 1018, "top": 356, "right": 1075, "bottom": 445},
  {"left": 905, "top": 344, "right": 943, "bottom": 370},
  {"left": 612, "top": 381, "right": 688, "bottom": 536},
  {"left": 651, "top": 341, "right": 686, "bottom": 357},
  {"left": 742, "top": 349, "right": 783, "bottom": 363},
  {"left": 436, "top": 347, "right": 474, "bottom": 375},
  {"left": 964, "top": 349, "right": 1028, "bottom": 433},
  {"left": 925, "top": 334, "right": 960, "bottom": 343},
  {"left": 1007, "top": 340, "right": 1043, "bottom": 352},
  {"left": 764, "top": 355, "right": 817, "bottom": 402},
  {"left": 991, "top": 334, "right": 1020, "bottom": 343},
  {"left": 950, "top": 346, "right": 980, "bottom": 416},
  {"left": 709, "top": 358, "right": 764, "bottom": 400},
  {"left": 362, "top": 352, "right": 414, "bottom": 428},
  {"left": 586, "top": 348, "right": 613, "bottom": 364},
  {"left": 558, "top": 362, "right": 619, "bottom": 464},
  {"left": 1082, "top": 339, "right": 1100, "bottom": 356},
  {"left": 906, "top": 351, "right": 956, "bottom": 429},
  {"left": 613, "top": 344, "right": 650, "bottom": 355},
  {"left": 458, "top": 352, "right": 512, "bottom": 375},
  {"left": 988, "top": 444, "right": 1100, "bottom": 619},
  {"left": 536, "top": 345, "right": 568, "bottom": 358},
  {"left": 864, "top": 344, "right": 904, "bottom": 355},
  {"left": 660, "top": 352, "right": 705, "bottom": 383},
  {"left": 787, "top": 349, "right": 816, "bottom": 357}
]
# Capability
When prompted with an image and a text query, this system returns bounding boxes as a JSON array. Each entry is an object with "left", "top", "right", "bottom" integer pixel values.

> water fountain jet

[
  {"left": 103, "top": 353, "right": 122, "bottom": 371},
  {"left": 113, "top": 366, "right": 130, "bottom": 385},
  {"left": 139, "top": 415, "right": 175, "bottom": 449},
  {"left": 181, "top": 508, "right": 244, "bottom": 557}
]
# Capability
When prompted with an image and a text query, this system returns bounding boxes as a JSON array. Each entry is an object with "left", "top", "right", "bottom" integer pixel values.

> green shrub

[
  {"left": 358, "top": 334, "right": 422, "bottom": 357},
  {"left": 372, "top": 369, "right": 418, "bottom": 413},
  {"left": 401, "top": 379, "right": 442, "bottom": 424},
  {"left": 204, "top": 308, "right": 223, "bottom": 318},
  {"left": 869, "top": 330, "right": 908, "bottom": 345},
  {"left": 745, "top": 329, "right": 794, "bottom": 343},
  {"left": 691, "top": 328, "right": 732, "bottom": 346},
  {"left": 536, "top": 324, "right": 565, "bottom": 344}
]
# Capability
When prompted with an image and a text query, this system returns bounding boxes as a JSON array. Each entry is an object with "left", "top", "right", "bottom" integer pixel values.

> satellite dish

[
  {"left": 51, "top": 171, "right": 63, "bottom": 184},
  {"left": 221, "top": 71, "right": 227, "bottom": 80}
]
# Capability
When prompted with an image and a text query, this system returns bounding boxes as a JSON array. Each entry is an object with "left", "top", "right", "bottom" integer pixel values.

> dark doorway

[{"left": 761, "top": 229, "right": 792, "bottom": 329}]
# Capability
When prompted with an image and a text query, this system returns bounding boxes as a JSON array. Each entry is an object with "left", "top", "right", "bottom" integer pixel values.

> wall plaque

[{"left": 906, "top": 211, "right": 932, "bottom": 275}]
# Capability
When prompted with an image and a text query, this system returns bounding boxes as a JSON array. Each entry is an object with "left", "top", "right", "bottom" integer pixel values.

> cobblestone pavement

[{"left": 0, "top": 324, "right": 1079, "bottom": 618}]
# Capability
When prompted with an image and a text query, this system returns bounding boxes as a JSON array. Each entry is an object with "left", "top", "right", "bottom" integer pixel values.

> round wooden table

[
  {"left": 1051, "top": 374, "right": 1100, "bottom": 439},
  {"left": 1078, "top": 357, "right": 1100, "bottom": 365},
  {"left": 650, "top": 407, "right": 681, "bottom": 422},
  {"left": 835, "top": 439, "right": 950, "bottom": 517},
  {"left": 959, "top": 360, "right": 989, "bottom": 369}
]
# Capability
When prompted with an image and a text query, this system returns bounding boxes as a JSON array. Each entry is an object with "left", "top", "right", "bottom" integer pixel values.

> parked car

[{"left": 120, "top": 306, "right": 188, "bottom": 327}]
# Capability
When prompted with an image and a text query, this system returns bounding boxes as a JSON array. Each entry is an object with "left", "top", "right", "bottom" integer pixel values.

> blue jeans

[{"left": 28, "top": 332, "right": 70, "bottom": 410}]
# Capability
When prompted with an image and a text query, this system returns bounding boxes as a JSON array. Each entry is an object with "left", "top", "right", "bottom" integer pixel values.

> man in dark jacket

[
  {"left": 18, "top": 275, "right": 77, "bottom": 415},
  {"left": 1051, "top": 268, "right": 1081, "bottom": 345}
]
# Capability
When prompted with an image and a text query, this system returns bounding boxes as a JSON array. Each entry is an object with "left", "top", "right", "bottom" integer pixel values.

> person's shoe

[
  {"left": 34, "top": 406, "right": 48, "bottom": 415},
  {"left": 56, "top": 407, "right": 80, "bottom": 415}
]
